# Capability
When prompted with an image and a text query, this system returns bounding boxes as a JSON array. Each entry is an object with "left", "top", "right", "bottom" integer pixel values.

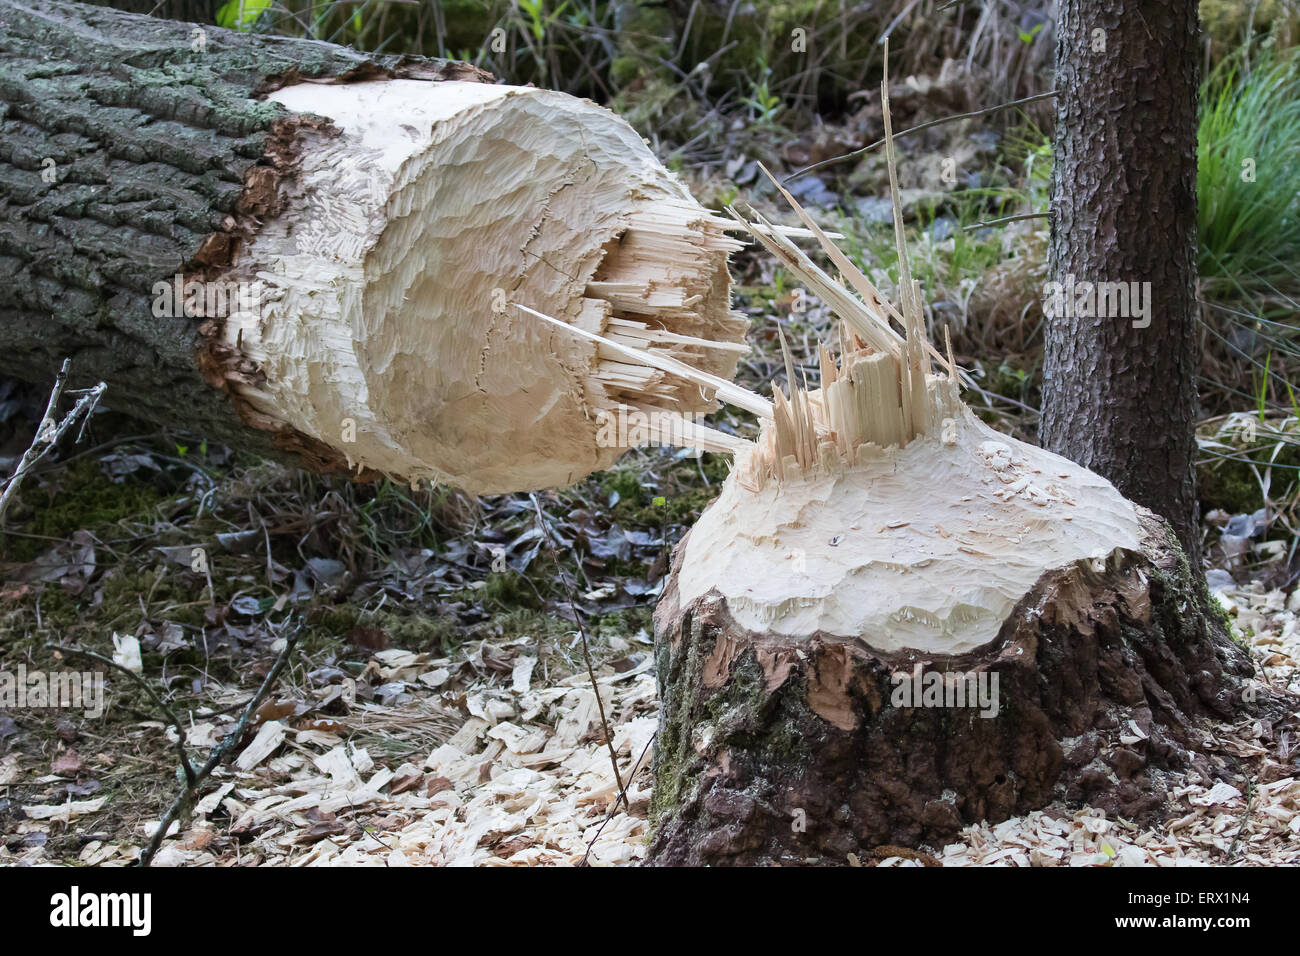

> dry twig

[
  {"left": 0, "top": 359, "right": 106, "bottom": 528},
  {"left": 137, "top": 630, "right": 301, "bottom": 866}
]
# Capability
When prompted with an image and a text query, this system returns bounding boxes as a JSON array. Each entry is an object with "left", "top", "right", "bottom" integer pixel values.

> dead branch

[{"left": 0, "top": 359, "right": 106, "bottom": 528}]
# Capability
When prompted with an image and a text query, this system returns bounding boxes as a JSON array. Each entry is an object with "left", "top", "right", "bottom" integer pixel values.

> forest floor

[
  {"left": 1, "top": 323, "right": 1294, "bottom": 866},
  {"left": 0, "top": 561, "right": 1296, "bottom": 867}
]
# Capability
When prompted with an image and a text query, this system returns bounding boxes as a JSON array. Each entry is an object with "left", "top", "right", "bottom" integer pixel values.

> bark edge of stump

[{"left": 646, "top": 510, "right": 1281, "bottom": 866}]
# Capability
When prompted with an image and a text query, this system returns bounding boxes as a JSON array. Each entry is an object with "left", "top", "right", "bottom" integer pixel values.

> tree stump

[
  {"left": 645, "top": 154, "right": 1266, "bottom": 865},
  {"left": 650, "top": 507, "right": 1255, "bottom": 865}
]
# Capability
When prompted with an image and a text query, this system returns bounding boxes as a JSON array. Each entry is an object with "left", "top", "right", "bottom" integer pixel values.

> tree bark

[
  {"left": 0, "top": 0, "right": 748, "bottom": 495},
  {"left": 0, "top": 0, "right": 483, "bottom": 472},
  {"left": 649, "top": 512, "right": 1255, "bottom": 864},
  {"left": 1039, "top": 0, "right": 1204, "bottom": 565}
]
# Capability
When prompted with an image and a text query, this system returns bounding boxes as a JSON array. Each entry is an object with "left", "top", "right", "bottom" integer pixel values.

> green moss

[
  {"left": 1200, "top": 0, "right": 1299, "bottom": 52},
  {"left": 607, "top": 479, "right": 723, "bottom": 527},
  {"left": 433, "top": 0, "right": 500, "bottom": 52},
  {"left": 106, "top": 562, "right": 232, "bottom": 611},
  {"left": 1198, "top": 436, "right": 1300, "bottom": 516},
  {"left": 292, "top": 604, "right": 458, "bottom": 658},
  {"left": 472, "top": 571, "right": 540, "bottom": 610},
  {"left": 597, "top": 606, "right": 653, "bottom": 639},
  {"left": 610, "top": 0, "right": 675, "bottom": 89},
  {"left": 1210, "top": 593, "right": 1238, "bottom": 644},
  {"left": 674, "top": 0, "right": 883, "bottom": 111},
  {"left": 599, "top": 466, "right": 644, "bottom": 504},
  {"left": 3, "top": 460, "right": 166, "bottom": 562},
  {"left": 375, "top": 610, "right": 462, "bottom": 653},
  {"left": 609, "top": 55, "right": 641, "bottom": 89},
  {"left": 310, "top": 604, "right": 362, "bottom": 637},
  {"left": 649, "top": 620, "right": 819, "bottom": 836},
  {"left": 22, "top": 582, "right": 82, "bottom": 632}
]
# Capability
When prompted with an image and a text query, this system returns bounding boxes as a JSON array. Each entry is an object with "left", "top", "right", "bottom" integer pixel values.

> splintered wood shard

[
  {"left": 757, "top": 162, "right": 907, "bottom": 332},
  {"left": 628, "top": 406, "right": 754, "bottom": 455},
  {"left": 717, "top": 46, "right": 981, "bottom": 493},
  {"left": 514, "top": 304, "right": 771, "bottom": 420},
  {"left": 725, "top": 235, "right": 943, "bottom": 488},
  {"left": 745, "top": 163, "right": 956, "bottom": 376},
  {"left": 731, "top": 222, "right": 846, "bottom": 241},
  {"left": 727, "top": 204, "right": 904, "bottom": 357}
]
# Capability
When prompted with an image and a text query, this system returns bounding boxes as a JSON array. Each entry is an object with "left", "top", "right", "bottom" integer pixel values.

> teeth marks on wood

[
  {"left": 206, "top": 76, "right": 752, "bottom": 492},
  {"left": 4, "top": 1, "right": 757, "bottom": 490}
]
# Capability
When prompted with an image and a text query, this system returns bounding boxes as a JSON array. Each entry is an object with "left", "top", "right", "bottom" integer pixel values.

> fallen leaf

[{"left": 51, "top": 749, "right": 82, "bottom": 776}]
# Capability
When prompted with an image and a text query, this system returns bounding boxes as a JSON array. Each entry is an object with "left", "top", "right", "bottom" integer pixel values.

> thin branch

[
  {"left": 878, "top": 0, "right": 924, "bottom": 45},
  {"left": 963, "top": 211, "right": 1050, "bottom": 231},
  {"left": 0, "top": 360, "right": 107, "bottom": 528},
  {"left": 138, "top": 630, "right": 300, "bottom": 866},
  {"left": 784, "top": 90, "right": 1059, "bottom": 183},
  {"left": 49, "top": 644, "right": 196, "bottom": 788},
  {"left": 529, "top": 493, "right": 625, "bottom": 802},
  {"left": 580, "top": 729, "right": 656, "bottom": 867}
]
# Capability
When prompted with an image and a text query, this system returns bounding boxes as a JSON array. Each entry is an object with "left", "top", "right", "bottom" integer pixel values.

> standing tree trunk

[
  {"left": 1039, "top": 0, "right": 1204, "bottom": 565},
  {"left": 0, "top": 0, "right": 748, "bottom": 495}
]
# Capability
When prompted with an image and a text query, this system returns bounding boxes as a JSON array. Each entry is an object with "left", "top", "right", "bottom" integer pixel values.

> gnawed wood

[
  {"left": 1, "top": 1, "right": 752, "bottom": 495},
  {"left": 646, "top": 47, "right": 1276, "bottom": 863},
  {"left": 200, "top": 78, "right": 752, "bottom": 494}
]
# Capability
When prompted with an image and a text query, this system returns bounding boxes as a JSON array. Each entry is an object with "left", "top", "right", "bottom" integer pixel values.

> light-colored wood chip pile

[{"left": 5, "top": 580, "right": 1294, "bottom": 867}]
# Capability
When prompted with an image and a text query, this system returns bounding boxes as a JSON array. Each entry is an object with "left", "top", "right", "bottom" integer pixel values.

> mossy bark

[
  {"left": 648, "top": 511, "right": 1273, "bottom": 866},
  {"left": 0, "top": 0, "right": 485, "bottom": 472}
]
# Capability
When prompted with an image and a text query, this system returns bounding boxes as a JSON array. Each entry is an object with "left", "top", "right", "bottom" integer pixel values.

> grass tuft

[{"left": 1198, "top": 43, "right": 1300, "bottom": 301}]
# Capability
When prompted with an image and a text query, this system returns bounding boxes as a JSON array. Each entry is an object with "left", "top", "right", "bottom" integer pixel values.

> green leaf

[
  {"left": 216, "top": 0, "right": 271, "bottom": 31},
  {"left": 1257, "top": 351, "right": 1271, "bottom": 421},
  {"left": 652, "top": 496, "right": 667, "bottom": 508}
]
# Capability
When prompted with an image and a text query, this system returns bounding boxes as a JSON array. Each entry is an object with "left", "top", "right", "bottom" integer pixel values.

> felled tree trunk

[
  {"left": 0, "top": 0, "right": 747, "bottom": 495},
  {"left": 645, "top": 98, "right": 1262, "bottom": 863}
]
